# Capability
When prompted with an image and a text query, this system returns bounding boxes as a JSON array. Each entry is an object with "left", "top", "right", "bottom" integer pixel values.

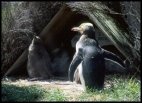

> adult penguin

[
  {"left": 68, "top": 22, "right": 105, "bottom": 90},
  {"left": 70, "top": 32, "right": 127, "bottom": 75}
]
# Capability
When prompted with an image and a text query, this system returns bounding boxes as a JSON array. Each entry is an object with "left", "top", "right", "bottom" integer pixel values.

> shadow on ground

[{"left": 2, "top": 83, "right": 44, "bottom": 102}]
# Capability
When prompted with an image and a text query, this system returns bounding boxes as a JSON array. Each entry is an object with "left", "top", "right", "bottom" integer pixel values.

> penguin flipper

[
  {"left": 105, "top": 58, "right": 127, "bottom": 74},
  {"left": 68, "top": 53, "right": 82, "bottom": 81},
  {"left": 103, "top": 49, "right": 125, "bottom": 67}
]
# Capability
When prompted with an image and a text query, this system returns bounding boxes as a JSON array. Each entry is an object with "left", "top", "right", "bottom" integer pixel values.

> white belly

[{"left": 78, "top": 62, "right": 86, "bottom": 90}]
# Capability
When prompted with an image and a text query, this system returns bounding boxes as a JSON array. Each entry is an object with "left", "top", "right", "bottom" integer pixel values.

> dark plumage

[
  {"left": 68, "top": 23, "right": 105, "bottom": 90},
  {"left": 68, "top": 22, "right": 127, "bottom": 90},
  {"left": 27, "top": 36, "right": 53, "bottom": 79}
]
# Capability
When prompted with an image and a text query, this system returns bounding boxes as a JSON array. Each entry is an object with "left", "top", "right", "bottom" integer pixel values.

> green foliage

[
  {"left": 78, "top": 75, "right": 140, "bottom": 101},
  {"left": 2, "top": 84, "right": 43, "bottom": 102},
  {"left": 2, "top": 83, "right": 67, "bottom": 102},
  {"left": 42, "top": 88, "right": 67, "bottom": 101}
]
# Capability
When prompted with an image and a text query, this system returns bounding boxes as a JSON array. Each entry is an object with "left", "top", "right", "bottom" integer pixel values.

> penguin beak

[
  {"left": 71, "top": 27, "right": 84, "bottom": 34},
  {"left": 71, "top": 27, "right": 81, "bottom": 32}
]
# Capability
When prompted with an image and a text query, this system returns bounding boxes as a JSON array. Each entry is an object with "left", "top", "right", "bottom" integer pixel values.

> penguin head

[
  {"left": 71, "top": 23, "right": 95, "bottom": 36},
  {"left": 32, "top": 35, "right": 43, "bottom": 45}
]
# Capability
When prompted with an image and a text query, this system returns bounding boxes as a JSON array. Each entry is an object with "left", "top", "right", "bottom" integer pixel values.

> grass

[
  {"left": 1, "top": 75, "right": 140, "bottom": 101},
  {"left": 78, "top": 75, "right": 140, "bottom": 101},
  {"left": 2, "top": 83, "right": 67, "bottom": 101}
]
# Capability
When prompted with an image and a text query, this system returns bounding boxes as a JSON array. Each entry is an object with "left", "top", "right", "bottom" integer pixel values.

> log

[{"left": 4, "top": 49, "right": 28, "bottom": 77}]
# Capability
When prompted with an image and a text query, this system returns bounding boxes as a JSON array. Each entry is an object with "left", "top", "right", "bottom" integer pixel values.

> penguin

[
  {"left": 73, "top": 57, "right": 127, "bottom": 85},
  {"left": 68, "top": 23, "right": 105, "bottom": 90},
  {"left": 68, "top": 22, "right": 128, "bottom": 90},
  {"left": 70, "top": 31, "right": 127, "bottom": 75},
  {"left": 27, "top": 36, "right": 53, "bottom": 80}
]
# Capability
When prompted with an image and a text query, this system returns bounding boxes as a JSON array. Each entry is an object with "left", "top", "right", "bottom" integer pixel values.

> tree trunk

[{"left": 4, "top": 49, "right": 28, "bottom": 76}]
